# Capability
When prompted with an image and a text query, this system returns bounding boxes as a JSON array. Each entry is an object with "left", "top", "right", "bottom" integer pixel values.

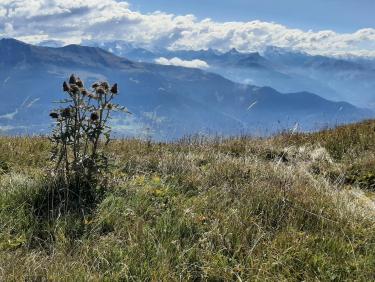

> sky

[
  {"left": 130, "top": 0, "right": 375, "bottom": 33},
  {"left": 0, "top": 0, "right": 375, "bottom": 57}
]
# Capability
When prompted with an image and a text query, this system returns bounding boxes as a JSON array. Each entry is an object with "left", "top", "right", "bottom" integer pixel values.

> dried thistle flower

[
  {"left": 81, "top": 89, "right": 88, "bottom": 96},
  {"left": 70, "top": 84, "right": 80, "bottom": 93},
  {"left": 63, "top": 81, "right": 70, "bottom": 92},
  {"left": 69, "top": 74, "right": 77, "bottom": 85},
  {"left": 96, "top": 87, "right": 105, "bottom": 95},
  {"left": 106, "top": 103, "right": 113, "bottom": 110},
  {"left": 61, "top": 107, "right": 71, "bottom": 118},
  {"left": 76, "top": 79, "right": 84, "bottom": 88},
  {"left": 90, "top": 112, "right": 99, "bottom": 121},
  {"left": 110, "top": 83, "right": 118, "bottom": 94},
  {"left": 101, "top": 82, "right": 109, "bottom": 90},
  {"left": 92, "top": 82, "right": 99, "bottom": 88},
  {"left": 49, "top": 112, "right": 59, "bottom": 119}
]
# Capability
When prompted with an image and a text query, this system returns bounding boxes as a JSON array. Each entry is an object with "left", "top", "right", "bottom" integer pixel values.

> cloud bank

[
  {"left": 1, "top": 0, "right": 375, "bottom": 57},
  {"left": 155, "top": 57, "right": 209, "bottom": 69}
]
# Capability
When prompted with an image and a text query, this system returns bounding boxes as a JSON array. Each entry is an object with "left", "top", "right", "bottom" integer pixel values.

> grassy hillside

[{"left": 0, "top": 121, "right": 374, "bottom": 281}]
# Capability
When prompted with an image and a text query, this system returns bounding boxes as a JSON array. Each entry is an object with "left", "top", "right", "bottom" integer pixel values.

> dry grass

[{"left": 0, "top": 121, "right": 374, "bottom": 281}]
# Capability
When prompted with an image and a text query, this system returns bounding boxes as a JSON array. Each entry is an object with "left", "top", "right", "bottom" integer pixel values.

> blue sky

[{"left": 129, "top": 0, "right": 375, "bottom": 33}]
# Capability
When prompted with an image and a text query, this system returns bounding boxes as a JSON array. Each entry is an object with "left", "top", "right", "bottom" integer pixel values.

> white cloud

[
  {"left": 1, "top": 0, "right": 375, "bottom": 57},
  {"left": 26, "top": 98, "right": 40, "bottom": 108},
  {"left": 155, "top": 57, "right": 209, "bottom": 69},
  {"left": 0, "top": 109, "right": 18, "bottom": 120}
]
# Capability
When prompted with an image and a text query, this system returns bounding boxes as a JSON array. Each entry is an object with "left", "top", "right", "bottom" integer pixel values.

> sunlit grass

[{"left": 0, "top": 121, "right": 374, "bottom": 281}]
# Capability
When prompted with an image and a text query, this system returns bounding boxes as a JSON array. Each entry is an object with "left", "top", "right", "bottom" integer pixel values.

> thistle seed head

[
  {"left": 61, "top": 107, "right": 72, "bottom": 118},
  {"left": 49, "top": 112, "right": 59, "bottom": 119},
  {"left": 96, "top": 87, "right": 105, "bottom": 95},
  {"left": 76, "top": 79, "right": 84, "bottom": 88},
  {"left": 69, "top": 74, "right": 77, "bottom": 85},
  {"left": 90, "top": 112, "right": 99, "bottom": 121},
  {"left": 110, "top": 83, "right": 118, "bottom": 94},
  {"left": 70, "top": 84, "right": 80, "bottom": 93},
  {"left": 63, "top": 81, "right": 70, "bottom": 92},
  {"left": 101, "top": 82, "right": 109, "bottom": 90}
]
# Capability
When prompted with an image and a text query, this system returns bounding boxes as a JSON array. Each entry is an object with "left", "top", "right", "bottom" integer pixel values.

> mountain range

[
  {"left": 86, "top": 40, "right": 375, "bottom": 110},
  {"left": 0, "top": 38, "right": 373, "bottom": 139}
]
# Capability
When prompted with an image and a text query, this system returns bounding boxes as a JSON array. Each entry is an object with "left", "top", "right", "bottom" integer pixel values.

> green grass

[{"left": 0, "top": 121, "right": 375, "bottom": 281}]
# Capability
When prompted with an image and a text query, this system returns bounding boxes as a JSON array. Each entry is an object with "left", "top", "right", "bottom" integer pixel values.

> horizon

[{"left": 0, "top": 37, "right": 318, "bottom": 56}]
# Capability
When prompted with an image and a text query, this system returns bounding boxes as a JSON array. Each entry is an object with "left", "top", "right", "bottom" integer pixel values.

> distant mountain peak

[
  {"left": 261, "top": 46, "right": 309, "bottom": 58},
  {"left": 0, "top": 38, "right": 135, "bottom": 68},
  {"left": 61, "top": 44, "right": 108, "bottom": 54},
  {"left": 227, "top": 48, "right": 241, "bottom": 54},
  {"left": 0, "top": 37, "right": 29, "bottom": 47}
]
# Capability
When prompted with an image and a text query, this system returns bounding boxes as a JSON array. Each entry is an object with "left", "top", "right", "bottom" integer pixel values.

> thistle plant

[{"left": 49, "top": 74, "right": 127, "bottom": 207}]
